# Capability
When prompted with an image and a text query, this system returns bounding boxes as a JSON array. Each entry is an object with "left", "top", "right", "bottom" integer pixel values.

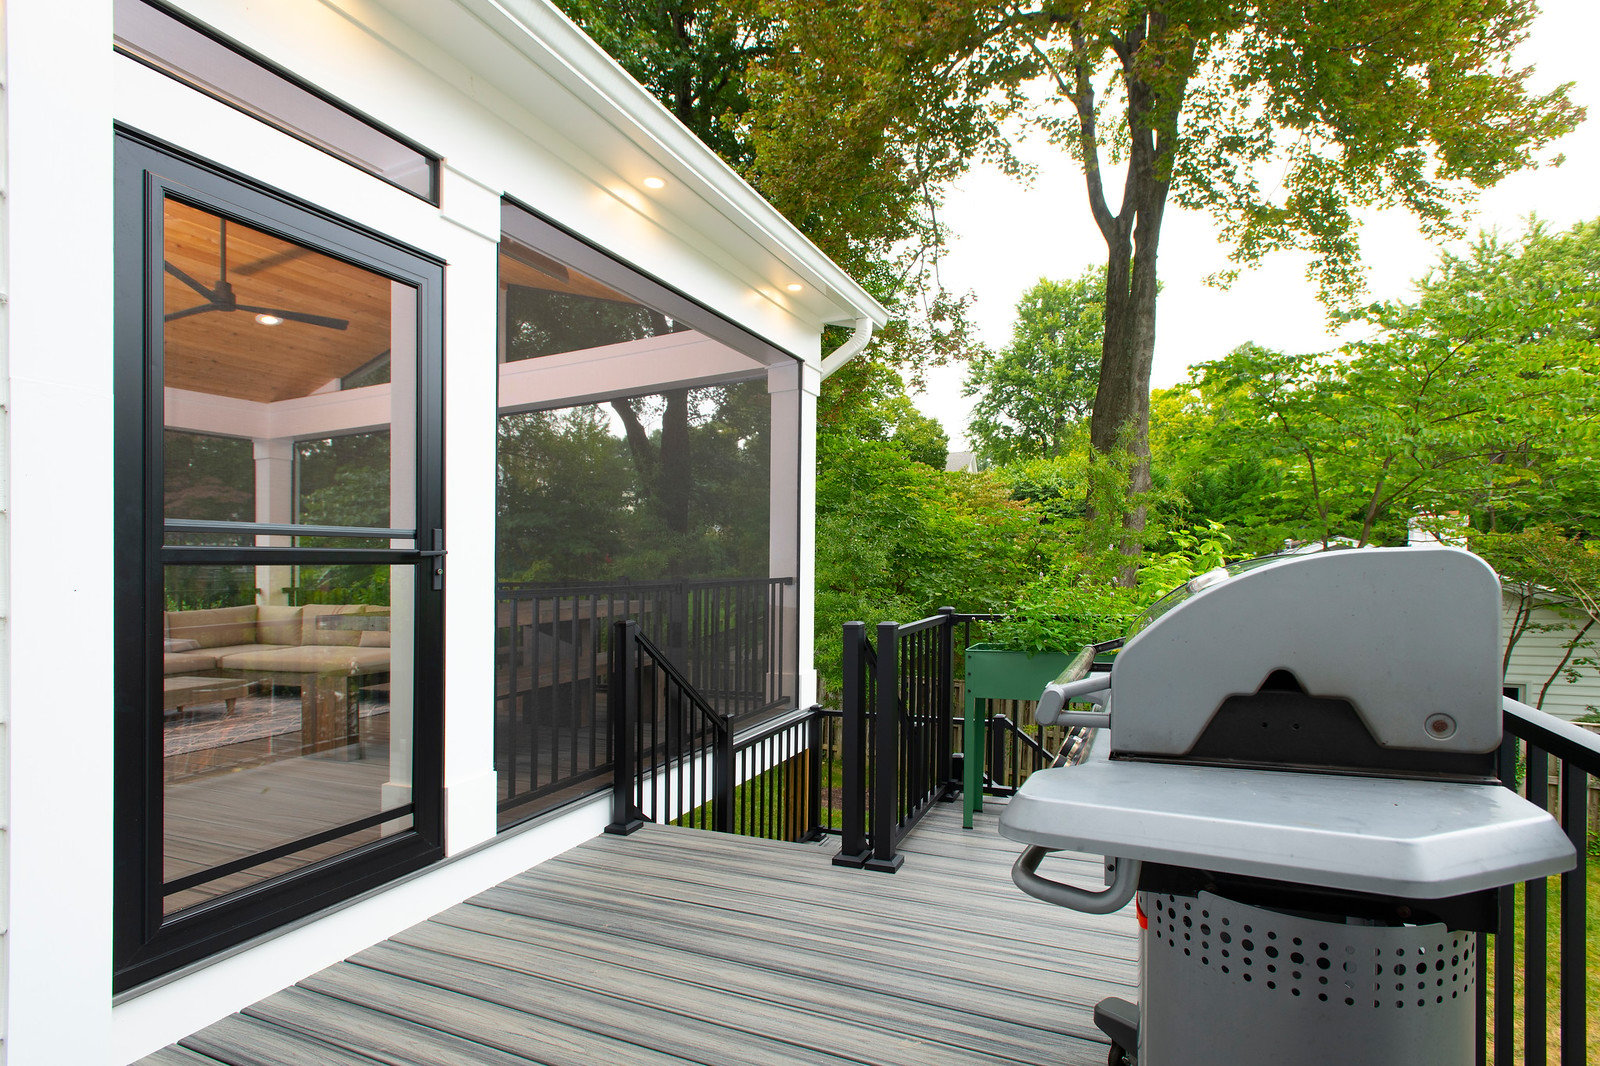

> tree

[
  {"left": 1169, "top": 218, "right": 1600, "bottom": 548},
  {"left": 1475, "top": 525, "right": 1600, "bottom": 710},
  {"left": 724, "top": 1, "right": 1580, "bottom": 567},
  {"left": 1013, "top": 1, "right": 1581, "bottom": 566},
  {"left": 965, "top": 271, "right": 1104, "bottom": 464}
]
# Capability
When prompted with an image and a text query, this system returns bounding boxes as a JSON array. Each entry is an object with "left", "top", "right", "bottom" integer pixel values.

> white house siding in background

[
  {"left": 1503, "top": 594, "right": 1599, "bottom": 722},
  {"left": 0, "top": 11, "right": 11, "bottom": 1061}
]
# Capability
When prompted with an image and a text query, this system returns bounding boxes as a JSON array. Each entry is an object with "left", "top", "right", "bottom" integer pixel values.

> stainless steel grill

[{"left": 997, "top": 546, "right": 1575, "bottom": 1066}]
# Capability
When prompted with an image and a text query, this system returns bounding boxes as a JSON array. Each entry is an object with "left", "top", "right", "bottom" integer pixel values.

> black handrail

[
  {"left": 834, "top": 608, "right": 967, "bottom": 872},
  {"left": 607, "top": 618, "right": 833, "bottom": 843},
  {"left": 1485, "top": 699, "right": 1597, "bottom": 1066},
  {"left": 497, "top": 575, "right": 791, "bottom": 825}
]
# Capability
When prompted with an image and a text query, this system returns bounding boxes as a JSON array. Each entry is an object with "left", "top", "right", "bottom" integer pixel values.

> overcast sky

[{"left": 918, "top": 0, "right": 1600, "bottom": 450}]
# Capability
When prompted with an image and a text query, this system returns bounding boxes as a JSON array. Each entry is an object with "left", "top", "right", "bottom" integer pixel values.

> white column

[
  {"left": 253, "top": 438, "right": 294, "bottom": 604},
  {"left": 383, "top": 282, "right": 417, "bottom": 819},
  {"left": 438, "top": 176, "right": 503, "bottom": 853},
  {"left": 769, "top": 361, "right": 817, "bottom": 706},
  {"left": 3, "top": 0, "right": 115, "bottom": 1060}
]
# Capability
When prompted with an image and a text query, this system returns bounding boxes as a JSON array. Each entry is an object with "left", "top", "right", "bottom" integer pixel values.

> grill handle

[
  {"left": 1013, "top": 846, "right": 1141, "bottom": 914},
  {"left": 1035, "top": 673, "right": 1112, "bottom": 726}
]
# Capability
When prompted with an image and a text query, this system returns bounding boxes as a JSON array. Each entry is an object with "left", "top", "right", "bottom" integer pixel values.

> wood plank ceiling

[{"left": 162, "top": 199, "right": 393, "bottom": 405}]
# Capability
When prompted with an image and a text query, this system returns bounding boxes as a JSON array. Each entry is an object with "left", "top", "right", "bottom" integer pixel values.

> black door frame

[{"left": 113, "top": 128, "right": 446, "bottom": 991}]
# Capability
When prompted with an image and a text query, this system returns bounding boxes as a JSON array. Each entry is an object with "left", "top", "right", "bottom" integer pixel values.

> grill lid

[{"left": 1108, "top": 547, "right": 1501, "bottom": 761}]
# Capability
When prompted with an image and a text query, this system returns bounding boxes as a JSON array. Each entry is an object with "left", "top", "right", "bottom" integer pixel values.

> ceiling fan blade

[
  {"left": 236, "top": 304, "right": 350, "bottom": 331},
  {"left": 164, "top": 303, "right": 222, "bottom": 323},
  {"left": 164, "top": 261, "right": 218, "bottom": 301},
  {"left": 232, "top": 247, "right": 313, "bottom": 277}
]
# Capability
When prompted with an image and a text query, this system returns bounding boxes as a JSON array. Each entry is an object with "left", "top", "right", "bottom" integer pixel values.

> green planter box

[
  {"left": 964, "top": 644, "right": 1077, "bottom": 702},
  {"left": 961, "top": 643, "right": 1076, "bottom": 828}
]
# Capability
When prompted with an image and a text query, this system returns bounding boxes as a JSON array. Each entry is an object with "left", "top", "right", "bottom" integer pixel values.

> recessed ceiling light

[
  {"left": 254, "top": 314, "right": 283, "bottom": 326},
  {"left": 642, "top": 176, "right": 666, "bottom": 190},
  {"left": 785, "top": 282, "right": 804, "bottom": 293}
]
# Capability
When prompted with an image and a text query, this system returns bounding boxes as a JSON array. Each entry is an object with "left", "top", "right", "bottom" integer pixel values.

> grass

[{"left": 1485, "top": 856, "right": 1599, "bottom": 1063}]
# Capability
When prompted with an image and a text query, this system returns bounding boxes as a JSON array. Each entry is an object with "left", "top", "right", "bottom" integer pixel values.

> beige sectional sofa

[
  {"left": 163, "top": 603, "right": 391, "bottom": 755},
  {"left": 164, "top": 602, "right": 391, "bottom": 680}
]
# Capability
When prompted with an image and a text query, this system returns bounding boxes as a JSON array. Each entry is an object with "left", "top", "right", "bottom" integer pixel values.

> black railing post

[
  {"left": 606, "top": 619, "right": 644, "bottom": 835},
  {"left": 1525, "top": 744, "right": 1549, "bottom": 1062},
  {"left": 806, "top": 706, "right": 824, "bottom": 842},
  {"left": 1559, "top": 761, "right": 1587, "bottom": 1066},
  {"left": 866, "top": 620, "right": 905, "bottom": 873},
  {"left": 937, "top": 607, "right": 955, "bottom": 797},
  {"left": 1492, "top": 733, "right": 1518, "bottom": 1065},
  {"left": 713, "top": 715, "right": 735, "bottom": 834},
  {"left": 833, "top": 622, "right": 871, "bottom": 867}
]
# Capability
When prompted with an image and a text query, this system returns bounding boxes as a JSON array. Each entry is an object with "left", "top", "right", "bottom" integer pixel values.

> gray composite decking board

[
  {"left": 484, "top": 861, "right": 1135, "bottom": 1015},
  {"left": 386, "top": 914, "right": 1072, "bottom": 1066},
  {"left": 477, "top": 840, "right": 1135, "bottom": 1000},
  {"left": 140, "top": 800, "right": 1133, "bottom": 1066},
  {"left": 139, "top": 1048, "right": 229, "bottom": 1066},
  {"left": 551, "top": 828, "right": 1132, "bottom": 959},
  {"left": 252, "top": 977, "right": 689, "bottom": 1066},
  {"left": 421, "top": 896, "right": 1105, "bottom": 1062},
  {"left": 180, "top": 1012, "right": 391, "bottom": 1066},
  {"left": 331, "top": 944, "right": 884, "bottom": 1066}
]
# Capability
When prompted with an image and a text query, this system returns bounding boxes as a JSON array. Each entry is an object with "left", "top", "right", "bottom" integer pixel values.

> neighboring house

[
  {"left": 944, "top": 449, "right": 979, "bottom": 473},
  {"left": 1408, "top": 519, "right": 1597, "bottom": 722},
  {"left": 1502, "top": 588, "right": 1599, "bottom": 722},
  {"left": 1, "top": 1, "right": 887, "bottom": 1061}
]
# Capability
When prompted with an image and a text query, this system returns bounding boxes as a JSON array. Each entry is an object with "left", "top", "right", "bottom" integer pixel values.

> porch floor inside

[{"left": 140, "top": 800, "right": 1139, "bottom": 1066}]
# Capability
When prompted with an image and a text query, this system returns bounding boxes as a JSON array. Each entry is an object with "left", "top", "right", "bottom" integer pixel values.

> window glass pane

[
  {"left": 494, "top": 211, "right": 801, "bottom": 829},
  {"left": 500, "top": 235, "right": 689, "bottom": 361},
  {"left": 114, "top": 0, "right": 436, "bottom": 200},
  {"left": 162, "top": 197, "right": 415, "bottom": 533},
  {"left": 161, "top": 563, "right": 414, "bottom": 914},
  {"left": 165, "top": 430, "right": 253, "bottom": 521}
]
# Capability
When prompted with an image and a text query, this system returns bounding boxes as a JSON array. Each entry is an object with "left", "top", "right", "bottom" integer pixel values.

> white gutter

[{"left": 818, "top": 317, "right": 875, "bottom": 378}]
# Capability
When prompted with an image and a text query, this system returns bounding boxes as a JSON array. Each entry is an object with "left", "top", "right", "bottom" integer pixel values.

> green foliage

[
  {"left": 965, "top": 271, "right": 1104, "bottom": 465},
  {"left": 164, "top": 430, "right": 253, "bottom": 522},
  {"left": 813, "top": 433, "right": 1060, "bottom": 695},
  {"left": 497, "top": 383, "right": 772, "bottom": 584},
  {"left": 1155, "top": 218, "right": 1600, "bottom": 550},
  {"left": 984, "top": 521, "right": 1232, "bottom": 654}
]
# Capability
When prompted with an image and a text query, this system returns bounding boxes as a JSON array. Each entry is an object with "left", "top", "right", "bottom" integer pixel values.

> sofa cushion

[
  {"left": 300, "top": 604, "right": 367, "bottom": 647},
  {"left": 167, "top": 604, "right": 258, "bottom": 649},
  {"left": 358, "top": 629, "right": 391, "bottom": 648},
  {"left": 257, "top": 604, "right": 304, "bottom": 645},
  {"left": 163, "top": 649, "right": 219, "bottom": 675},
  {"left": 216, "top": 644, "right": 390, "bottom": 676}
]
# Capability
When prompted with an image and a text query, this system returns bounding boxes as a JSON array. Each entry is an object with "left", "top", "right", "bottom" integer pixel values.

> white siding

[
  {"left": 1503, "top": 595, "right": 1600, "bottom": 721},
  {"left": 0, "top": 6, "right": 10, "bottom": 1059}
]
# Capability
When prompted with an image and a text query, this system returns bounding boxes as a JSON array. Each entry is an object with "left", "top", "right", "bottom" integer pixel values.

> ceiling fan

[{"left": 164, "top": 218, "right": 350, "bottom": 331}]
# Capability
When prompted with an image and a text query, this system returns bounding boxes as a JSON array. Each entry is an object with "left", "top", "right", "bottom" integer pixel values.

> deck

[{"left": 139, "top": 800, "right": 1138, "bottom": 1066}]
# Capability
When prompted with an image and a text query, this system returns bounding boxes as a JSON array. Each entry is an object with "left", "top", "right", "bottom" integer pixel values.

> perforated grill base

[{"left": 1140, "top": 890, "right": 1474, "bottom": 1065}]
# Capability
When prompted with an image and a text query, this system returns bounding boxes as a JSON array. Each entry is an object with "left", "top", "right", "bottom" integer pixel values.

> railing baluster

[
  {"left": 835, "top": 623, "right": 870, "bottom": 866},
  {"left": 1525, "top": 744, "right": 1548, "bottom": 1065},
  {"left": 1494, "top": 734, "right": 1518, "bottom": 1066},
  {"left": 606, "top": 619, "right": 642, "bottom": 835},
  {"left": 1559, "top": 761, "right": 1586, "bottom": 1066}
]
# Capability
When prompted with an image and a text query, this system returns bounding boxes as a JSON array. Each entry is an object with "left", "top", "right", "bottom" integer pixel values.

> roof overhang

[{"left": 371, "top": 0, "right": 891, "bottom": 338}]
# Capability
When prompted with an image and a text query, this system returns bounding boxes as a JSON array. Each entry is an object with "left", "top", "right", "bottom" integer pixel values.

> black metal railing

[
  {"left": 495, "top": 576, "right": 792, "bottom": 825},
  {"left": 1483, "top": 699, "right": 1597, "bottom": 1065},
  {"left": 834, "top": 608, "right": 962, "bottom": 872},
  {"left": 606, "top": 618, "right": 832, "bottom": 843}
]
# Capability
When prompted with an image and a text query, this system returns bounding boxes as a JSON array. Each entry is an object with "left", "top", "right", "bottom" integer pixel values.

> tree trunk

[{"left": 1072, "top": 7, "right": 1187, "bottom": 586}]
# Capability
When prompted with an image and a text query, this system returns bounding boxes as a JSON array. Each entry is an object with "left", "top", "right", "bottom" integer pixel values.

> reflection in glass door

[{"left": 115, "top": 133, "right": 444, "bottom": 989}]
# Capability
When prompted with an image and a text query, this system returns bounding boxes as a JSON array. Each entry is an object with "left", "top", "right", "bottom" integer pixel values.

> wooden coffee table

[{"left": 162, "top": 675, "right": 253, "bottom": 717}]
